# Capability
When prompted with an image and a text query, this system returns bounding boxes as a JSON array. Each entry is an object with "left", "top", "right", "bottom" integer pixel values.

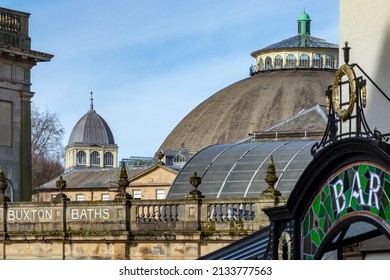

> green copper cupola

[{"left": 298, "top": 10, "right": 311, "bottom": 36}]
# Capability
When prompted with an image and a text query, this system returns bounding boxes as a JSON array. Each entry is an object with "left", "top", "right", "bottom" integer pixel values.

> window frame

[
  {"left": 156, "top": 189, "right": 165, "bottom": 200},
  {"left": 76, "top": 150, "right": 86, "bottom": 165}
]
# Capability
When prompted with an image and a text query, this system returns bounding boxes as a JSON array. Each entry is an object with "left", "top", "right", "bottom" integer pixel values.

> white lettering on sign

[
  {"left": 7, "top": 208, "right": 111, "bottom": 221},
  {"left": 368, "top": 172, "right": 381, "bottom": 209},
  {"left": 332, "top": 170, "right": 382, "bottom": 215},
  {"left": 332, "top": 179, "right": 346, "bottom": 214},
  {"left": 8, "top": 209, "right": 53, "bottom": 221},
  {"left": 70, "top": 208, "right": 110, "bottom": 220}
]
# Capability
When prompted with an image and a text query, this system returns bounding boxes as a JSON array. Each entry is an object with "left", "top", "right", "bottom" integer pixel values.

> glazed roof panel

[
  {"left": 255, "top": 35, "right": 338, "bottom": 53},
  {"left": 167, "top": 141, "right": 315, "bottom": 199}
]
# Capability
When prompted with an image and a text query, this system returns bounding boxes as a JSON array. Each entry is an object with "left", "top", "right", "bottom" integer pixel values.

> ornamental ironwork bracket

[{"left": 311, "top": 42, "right": 390, "bottom": 156}]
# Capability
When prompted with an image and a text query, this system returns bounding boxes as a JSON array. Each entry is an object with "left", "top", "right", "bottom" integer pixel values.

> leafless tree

[{"left": 31, "top": 104, "right": 65, "bottom": 189}]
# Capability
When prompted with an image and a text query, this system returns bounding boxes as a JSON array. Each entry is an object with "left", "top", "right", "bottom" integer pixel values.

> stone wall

[{"left": 0, "top": 195, "right": 284, "bottom": 259}]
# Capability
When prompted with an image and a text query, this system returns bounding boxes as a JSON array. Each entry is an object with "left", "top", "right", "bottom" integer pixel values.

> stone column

[
  {"left": 182, "top": 172, "right": 204, "bottom": 231},
  {"left": 20, "top": 91, "right": 34, "bottom": 201}
]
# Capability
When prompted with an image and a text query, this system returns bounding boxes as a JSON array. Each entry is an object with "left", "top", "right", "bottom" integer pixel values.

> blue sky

[{"left": 2, "top": 0, "right": 339, "bottom": 161}]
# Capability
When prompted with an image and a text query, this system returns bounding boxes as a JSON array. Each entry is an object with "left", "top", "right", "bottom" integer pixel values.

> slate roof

[
  {"left": 264, "top": 104, "right": 327, "bottom": 132},
  {"left": 199, "top": 226, "right": 271, "bottom": 260},
  {"left": 244, "top": 104, "right": 327, "bottom": 142},
  {"left": 35, "top": 164, "right": 179, "bottom": 192},
  {"left": 34, "top": 167, "right": 145, "bottom": 192}
]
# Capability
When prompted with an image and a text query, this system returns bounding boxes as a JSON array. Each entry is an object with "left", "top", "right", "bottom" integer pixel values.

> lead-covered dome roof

[
  {"left": 159, "top": 70, "right": 335, "bottom": 154},
  {"left": 67, "top": 96, "right": 115, "bottom": 146}
]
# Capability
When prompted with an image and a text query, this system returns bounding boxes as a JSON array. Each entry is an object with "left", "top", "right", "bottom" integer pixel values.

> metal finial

[
  {"left": 343, "top": 41, "right": 351, "bottom": 64},
  {"left": 90, "top": 91, "right": 94, "bottom": 111}
]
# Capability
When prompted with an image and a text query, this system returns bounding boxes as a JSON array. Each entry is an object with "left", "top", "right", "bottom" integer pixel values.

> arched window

[
  {"left": 286, "top": 54, "right": 297, "bottom": 68},
  {"left": 326, "top": 55, "right": 335, "bottom": 69},
  {"left": 274, "top": 55, "right": 283, "bottom": 69},
  {"left": 76, "top": 150, "right": 86, "bottom": 165},
  {"left": 257, "top": 58, "right": 264, "bottom": 71},
  {"left": 312, "top": 54, "right": 323, "bottom": 68},
  {"left": 90, "top": 151, "right": 100, "bottom": 165},
  {"left": 299, "top": 54, "right": 309, "bottom": 68},
  {"left": 265, "top": 56, "right": 272, "bottom": 70},
  {"left": 104, "top": 152, "right": 114, "bottom": 166}
]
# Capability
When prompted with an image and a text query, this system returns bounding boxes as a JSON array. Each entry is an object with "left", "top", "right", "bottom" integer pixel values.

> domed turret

[
  {"left": 67, "top": 95, "right": 115, "bottom": 146},
  {"left": 298, "top": 10, "right": 311, "bottom": 36},
  {"left": 65, "top": 92, "right": 118, "bottom": 170}
]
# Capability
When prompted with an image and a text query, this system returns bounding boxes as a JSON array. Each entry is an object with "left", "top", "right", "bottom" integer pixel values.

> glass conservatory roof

[
  {"left": 167, "top": 141, "right": 316, "bottom": 199},
  {"left": 258, "top": 35, "right": 338, "bottom": 52}
]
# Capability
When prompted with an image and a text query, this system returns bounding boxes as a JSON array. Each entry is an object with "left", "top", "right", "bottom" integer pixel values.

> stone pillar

[
  {"left": 182, "top": 172, "right": 204, "bottom": 231},
  {"left": 20, "top": 91, "right": 34, "bottom": 201},
  {"left": 52, "top": 176, "right": 70, "bottom": 234}
]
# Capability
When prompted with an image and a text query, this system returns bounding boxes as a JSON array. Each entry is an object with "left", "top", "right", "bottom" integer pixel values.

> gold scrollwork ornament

[{"left": 331, "top": 64, "right": 357, "bottom": 122}]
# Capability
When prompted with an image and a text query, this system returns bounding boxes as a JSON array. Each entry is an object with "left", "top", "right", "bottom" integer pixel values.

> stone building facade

[
  {"left": 0, "top": 8, "right": 53, "bottom": 201},
  {"left": 32, "top": 163, "right": 177, "bottom": 202}
]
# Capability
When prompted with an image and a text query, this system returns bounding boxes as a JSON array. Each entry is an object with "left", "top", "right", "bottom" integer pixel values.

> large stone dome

[{"left": 159, "top": 69, "right": 336, "bottom": 154}]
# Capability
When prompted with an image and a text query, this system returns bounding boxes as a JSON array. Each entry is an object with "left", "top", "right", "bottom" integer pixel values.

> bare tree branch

[{"left": 31, "top": 103, "right": 65, "bottom": 189}]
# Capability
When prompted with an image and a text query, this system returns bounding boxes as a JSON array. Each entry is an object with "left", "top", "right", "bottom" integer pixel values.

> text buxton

[{"left": 7, "top": 208, "right": 110, "bottom": 221}]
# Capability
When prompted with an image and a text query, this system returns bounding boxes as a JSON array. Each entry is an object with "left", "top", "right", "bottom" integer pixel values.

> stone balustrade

[
  {"left": 0, "top": 197, "right": 278, "bottom": 233},
  {"left": 0, "top": 195, "right": 283, "bottom": 259},
  {"left": 0, "top": 7, "right": 31, "bottom": 49}
]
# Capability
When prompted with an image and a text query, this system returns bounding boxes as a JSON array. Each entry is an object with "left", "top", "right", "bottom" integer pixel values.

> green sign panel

[{"left": 302, "top": 162, "right": 390, "bottom": 259}]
